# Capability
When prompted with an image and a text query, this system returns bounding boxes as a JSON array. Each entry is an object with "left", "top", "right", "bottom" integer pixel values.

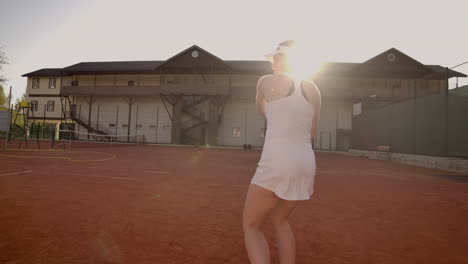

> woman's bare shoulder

[
  {"left": 301, "top": 79, "right": 320, "bottom": 95},
  {"left": 258, "top": 74, "right": 275, "bottom": 84}
]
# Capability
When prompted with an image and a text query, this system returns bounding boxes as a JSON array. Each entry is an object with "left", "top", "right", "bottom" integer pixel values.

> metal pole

[
  {"left": 127, "top": 97, "right": 133, "bottom": 143},
  {"left": 4, "top": 87, "right": 12, "bottom": 149},
  {"left": 135, "top": 104, "right": 139, "bottom": 138},
  {"left": 42, "top": 103, "right": 46, "bottom": 139},
  {"left": 116, "top": 104, "right": 119, "bottom": 137},
  {"left": 97, "top": 104, "right": 100, "bottom": 131},
  {"left": 69, "top": 128, "right": 72, "bottom": 152},
  {"left": 336, "top": 104, "right": 339, "bottom": 151},
  {"left": 445, "top": 67, "right": 449, "bottom": 157},
  {"left": 413, "top": 80, "right": 417, "bottom": 155},
  {"left": 23, "top": 107, "right": 28, "bottom": 149},
  {"left": 78, "top": 104, "right": 82, "bottom": 136},
  {"left": 59, "top": 98, "right": 63, "bottom": 137},
  {"left": 320, "top": 131, "right": 323, "bottom": 150},
  {"left": 155, "top": 104, "right": 159, "bottom": 143},
  {"left": 243, "top": 104, "right": 247, "bottom": 146},
  {"left": 87, "top": 96, "right": 93, "bottom": 138}
]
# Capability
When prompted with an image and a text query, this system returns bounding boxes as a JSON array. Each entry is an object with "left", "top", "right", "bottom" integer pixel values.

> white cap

[{"left": 264, "top": 44, "right": 292, "bottom": 59}]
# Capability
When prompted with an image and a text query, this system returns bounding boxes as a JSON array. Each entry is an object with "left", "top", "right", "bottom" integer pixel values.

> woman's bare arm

[
  {"left": 303, "top": 81, "right": 321, "bottom": 138},
  {"left": 256, "top": 76, "right": 268, "bottom": 117}
]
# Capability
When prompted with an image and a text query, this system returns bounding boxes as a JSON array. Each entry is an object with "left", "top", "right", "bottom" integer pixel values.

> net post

[
  {"left": 4, "top": 87, "right": 13, "bottom": 150},
  {"left": 68, "top": 130, "right": 72, "bottom": 152}
]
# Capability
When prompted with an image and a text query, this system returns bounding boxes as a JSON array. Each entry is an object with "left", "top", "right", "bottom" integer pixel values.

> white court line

[
  {"left": 177, "top": 182, "right": 248, "bottom": 188},
  {"left": 207, "top": 183, "right": 248, "bottom": 188},
  {"left": 144, "top": 171, "right": 170, "bottom": 174},
  {"left": 0, "top": 170, "right": 33, "bottom": 177},
  {"left": 80, "top": 167, "right": 171, "bottom": 175},
  {"left": 230, "top": 185, "right": 248, "bottom": 188},
  {"left": 64, "top": 172, "right": 137, "bottom": 181}
]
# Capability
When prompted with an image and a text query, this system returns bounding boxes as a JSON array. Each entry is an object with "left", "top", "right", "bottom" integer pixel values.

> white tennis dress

[{"left": 251, "top": 76, "right": 316, "bottom": 200}]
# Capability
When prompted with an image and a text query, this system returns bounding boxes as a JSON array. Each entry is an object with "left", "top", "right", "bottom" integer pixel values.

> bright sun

[{"left": 286, "top": 41, "right": 326, "bottom": 80}]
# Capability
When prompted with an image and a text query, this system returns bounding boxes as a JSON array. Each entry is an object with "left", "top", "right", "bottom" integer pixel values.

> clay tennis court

[{"left": 1, "top": 142, "right": 468, "bottom": 263}]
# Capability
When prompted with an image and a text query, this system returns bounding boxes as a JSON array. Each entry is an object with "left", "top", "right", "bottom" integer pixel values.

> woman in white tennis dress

[{"left": 243, "top": 40, "right": 321, "bottom": 264}]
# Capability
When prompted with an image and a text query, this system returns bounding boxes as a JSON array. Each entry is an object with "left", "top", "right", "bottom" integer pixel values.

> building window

[
  {"left": 46, "top": 101, "right": 55, "bottom": 112},
  {"left": 136, "top": 124, "right": 143, "bottom": 129},
  {"left": 49, "top": 78, "right": 56, "bottom": 89},
  {"left": 128, "top": 81, "right": 135, "bottom": 86},
  {"left": 232, "top": 127, "right": 241, "bottom": 138},
  {"left": 108, "top": 124, "right": 116, "bottom": 128},
  {"left": 32, "top": 78, "right": 40, "bottom": 89},
  {"left": 122, "top": 124, "right": 128, "bottom": 128},
  {"left": 30, "top": 101, "right": 38, "bottom": 112}
]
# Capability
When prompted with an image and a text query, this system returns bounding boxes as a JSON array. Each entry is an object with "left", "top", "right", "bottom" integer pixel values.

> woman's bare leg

[
  {"left": 243, "top": 184, "right": 281, "bottom": 264},
  {"left": 270, "top": 199, "right": 299, "bottom": 264}
]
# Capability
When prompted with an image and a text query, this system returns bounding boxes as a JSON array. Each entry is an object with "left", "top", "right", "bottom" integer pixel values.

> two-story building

[{"left": 22, "top": 45, "right": 466, "bottom": 150}]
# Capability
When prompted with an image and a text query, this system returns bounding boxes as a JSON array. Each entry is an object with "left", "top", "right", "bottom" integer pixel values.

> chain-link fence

[{"left": 352, "top": 93, "right": 468, "bottom": 158}]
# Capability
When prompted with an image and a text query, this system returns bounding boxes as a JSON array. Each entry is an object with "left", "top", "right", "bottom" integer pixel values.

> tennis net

[{"left": 55, "top": 130, "right": 146, "bottom": 150}]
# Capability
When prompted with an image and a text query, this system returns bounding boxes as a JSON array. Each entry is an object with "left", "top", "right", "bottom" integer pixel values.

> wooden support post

[
  {"left": 87, "top": 96, "right": 93, "bottom": 138},
  {"left": 78, "top": 104, "right": 82, "bottom": 135},
  {"left": 96, "top": 104, "right": 100, "bottom": 131},
  {"left": 127, "top": 96, "right": 134, "bottom": 143},
  {"left": 207, "top": 97, "right": 219, "bottom": 146},
  {"left": 135, "top": 104, "right": 139, "bottom": 136},
  {"left": 155, "top": 104, "right": 159, "bottom": 144},
  {"left": 116, "top": 104, "right": 119, "bottom": 136},
  {"left": 171, "top": 95, "right": 182, "bottom": 144}
]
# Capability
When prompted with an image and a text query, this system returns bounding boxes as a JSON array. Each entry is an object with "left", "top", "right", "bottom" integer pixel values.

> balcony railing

[
  {"left": 61, "top": 85, "right": 161, "bottom": 96},
  {"left": 60, "top": 84, "right": 230, "bottom": 96}
]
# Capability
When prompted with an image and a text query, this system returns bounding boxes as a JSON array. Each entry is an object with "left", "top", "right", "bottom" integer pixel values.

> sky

[{"left": 1, "top": 0, "right": 467, "bottom": 102}]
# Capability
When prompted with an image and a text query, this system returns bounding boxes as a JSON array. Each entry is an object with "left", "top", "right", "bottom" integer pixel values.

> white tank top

[{"left": 264, "top": 76, "right": 315, "bottom": 147}]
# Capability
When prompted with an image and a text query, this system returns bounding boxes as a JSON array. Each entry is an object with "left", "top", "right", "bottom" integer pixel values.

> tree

[
  {"left": 0, "top": 46, "right": 8, "bottom": 85},
  {"left": 0, "top": 46, "right": 8, "bottom": 109},
  {"left": 0, "top": 85, "right": 6, "bottom": 110}
]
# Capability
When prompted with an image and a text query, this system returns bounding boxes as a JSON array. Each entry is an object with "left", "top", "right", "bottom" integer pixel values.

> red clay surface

[{"left": 1, "top": 142, "right": 468, "bottom": 263}]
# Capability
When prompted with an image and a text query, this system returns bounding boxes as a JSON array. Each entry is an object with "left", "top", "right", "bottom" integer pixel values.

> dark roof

[
  {"left": 154, "top": 45, "right": 231, "bottom": 71},
  {"left": 425, "top": 65, "right": 467, "bottom": 78},
  {"left": 224, "top": 61, "right": 271, "bottom": 72},
  {"left": 62, "top": 61, "right": 164, "bottom": 73},
  {"left": 22, "top": 68, "right": 64, "bottom": 77},
  {"left": 22, "top": 46, "right": 468, "bottom": 79}
]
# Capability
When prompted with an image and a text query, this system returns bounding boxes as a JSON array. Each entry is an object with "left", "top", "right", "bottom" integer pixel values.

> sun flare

[{"left": 286, "top": 43, "right": 325, "bottom": 80}]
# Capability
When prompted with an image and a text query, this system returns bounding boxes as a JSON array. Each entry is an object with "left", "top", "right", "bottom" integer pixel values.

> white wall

[
  {"left": 219, "top": 101, "right": 266, "bottom": 147},
  {"left": 73, "top": 96, "right": 172, "bottom": 144}
]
